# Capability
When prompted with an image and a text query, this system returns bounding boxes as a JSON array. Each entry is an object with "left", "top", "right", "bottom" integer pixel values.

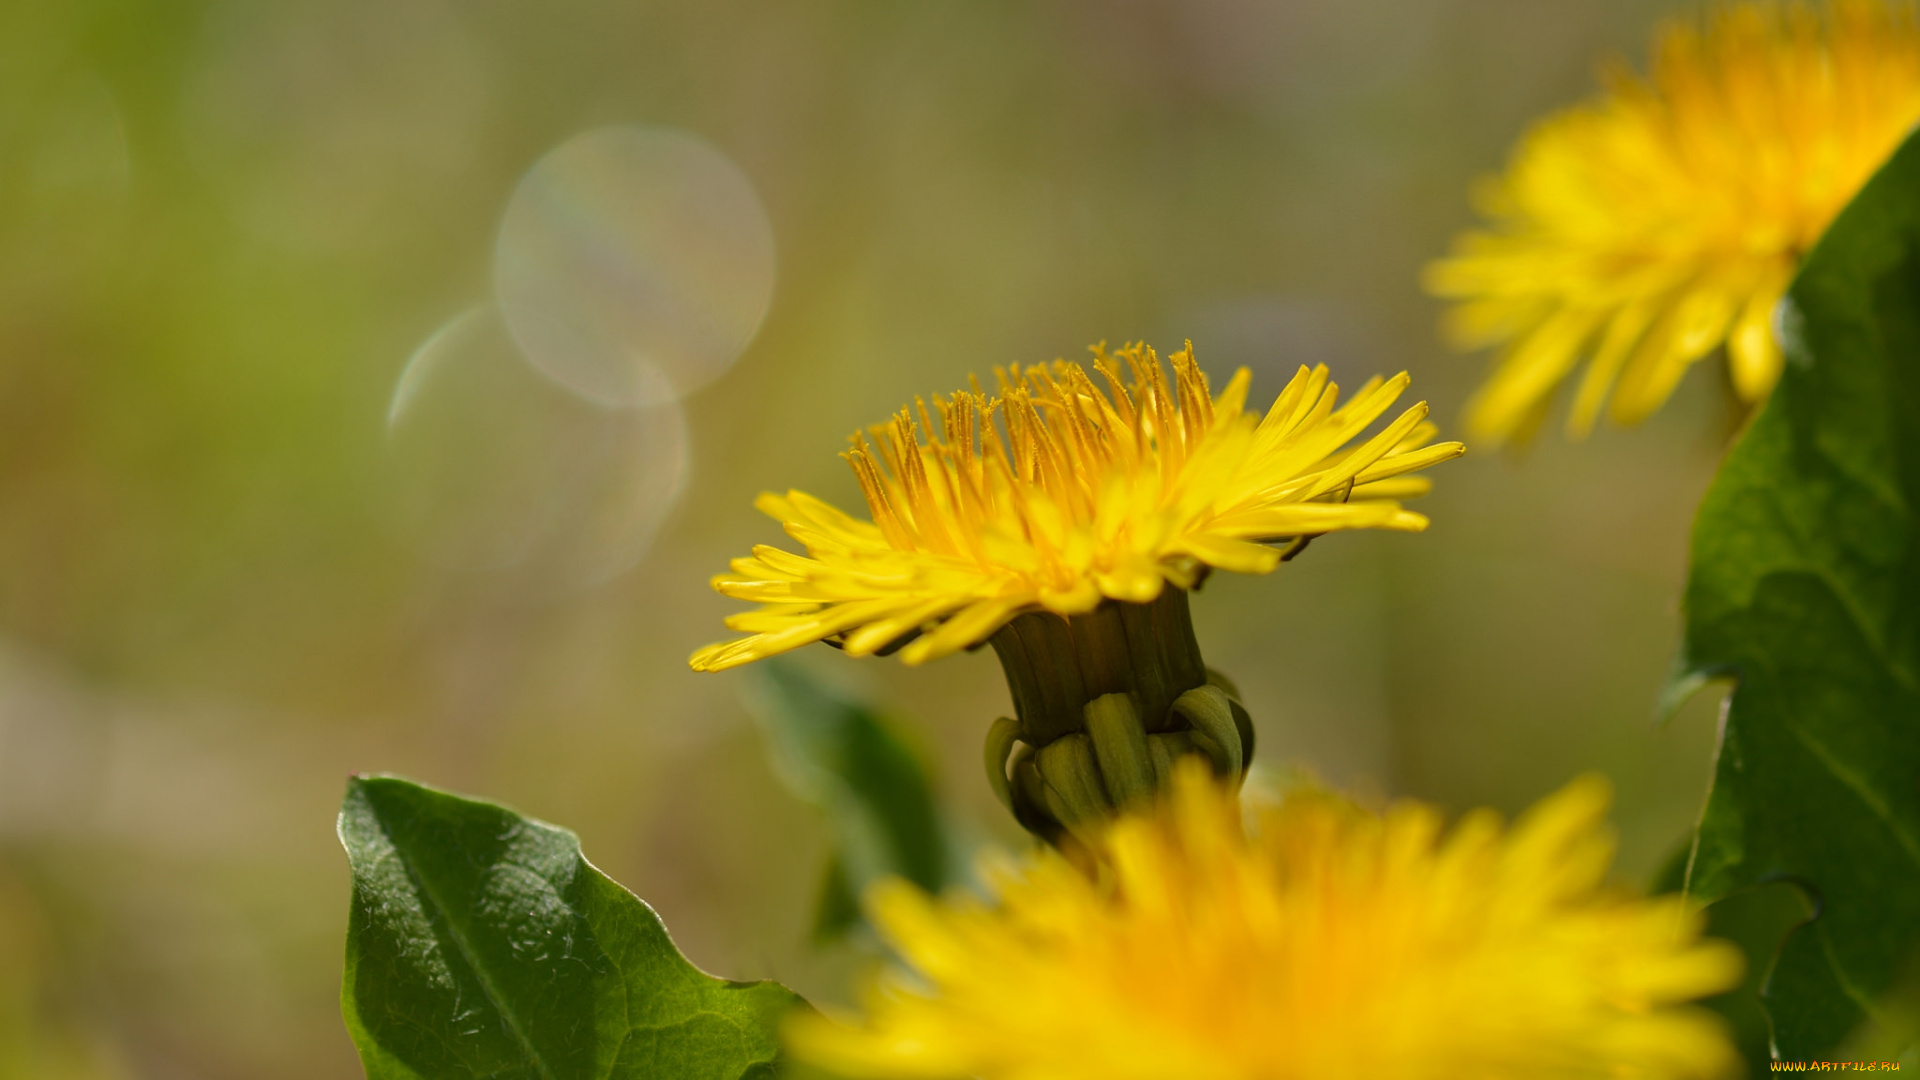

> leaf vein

[
  {"left": 1785, "top": 719, "right": 1920, "bottom": 868},
  {"left": 376, "top": 811, "right": 564, "bottom": 1080}
]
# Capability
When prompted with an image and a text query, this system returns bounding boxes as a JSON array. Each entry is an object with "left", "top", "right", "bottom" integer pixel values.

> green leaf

[
  {"left": 1653, "top": 843, "right": 1813, "bottom": 1077},
  {"left": 1676, "top": 127, "right": 1920, "bottom": 1059},
  {"left": 746, "top": 660, "right": 953, "bottom": 942},
  {"left": 809, "top": 852, "right": 866, "bottom": 944},
  {"left": 1840, "top": 953, "right": 1920, "bottom": 1067},
  {"left": 338, "top": 775, "right": 804, "bottom": 1080}
]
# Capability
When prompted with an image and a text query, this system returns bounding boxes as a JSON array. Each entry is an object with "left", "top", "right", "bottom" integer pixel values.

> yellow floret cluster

[
  {"left": 791, "top": 764, "right": 1744, "bottom": 1080},
  {"left": 1429, "top": 0, "right": 1920, "bottom": 443},
  {"left": 692, "top": 342, "right": 1461, "bottom": 670}
]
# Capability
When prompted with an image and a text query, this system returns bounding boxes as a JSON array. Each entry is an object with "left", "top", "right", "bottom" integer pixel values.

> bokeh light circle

[
  {"left": 388, "top": 304, "right": 688, "bottom": 590},
  {"left": 494, "top": 126, "right": 776, "bottom": 407}
]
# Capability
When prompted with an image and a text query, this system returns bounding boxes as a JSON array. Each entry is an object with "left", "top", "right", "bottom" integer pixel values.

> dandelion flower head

[
  {"left": 689, "top": 342, "right": 1463, "bottom": 671},
  {"left": 1427, "top": 0, "right": 1920, "bottom": 444},
  {"left": 790, "top": 763, "right": 1744, "bottom": 1080}
]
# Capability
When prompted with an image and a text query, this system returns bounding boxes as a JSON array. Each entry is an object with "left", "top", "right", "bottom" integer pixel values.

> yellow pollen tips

[
  {"left": 787, "top": 765, "right": 1745, "bottom": 1080},
  {"left": 688, "top": 341, "right": 1465, "bottom": 673},
  {"left": 1428, "top": 0, "right": 1920, "bottom": 444}
]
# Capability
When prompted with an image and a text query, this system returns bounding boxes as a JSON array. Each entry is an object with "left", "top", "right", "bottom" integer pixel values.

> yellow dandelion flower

[
  {"left": 790, "top": 764, "right": 1744, "bottom": 1080},
  {"left": 689, "top": 341, "right": 1463, "bottom": 672},
  {"left": 1427, "top": 0, "right": 1920, "bottom": 444}
]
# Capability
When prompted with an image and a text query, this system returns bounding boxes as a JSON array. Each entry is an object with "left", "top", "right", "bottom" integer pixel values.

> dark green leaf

[
  {"left": 809, "top": 853, "right": 865, "bottom": 944},
  {"left": 1839, "top": 950, "right": 1920, "bottom": 1065},
  {"left": 746, "top": 660, "right": 952, "bottom": 942},
  {"left": 1654, "top": 843, "right": 1813, "bottom": 1077},
  {"left": 1676, "top": 128, "right": 1920, "bottom": 1059},
  {"left": 339, "top": 775, "right": 804, "bottom": 1080}
]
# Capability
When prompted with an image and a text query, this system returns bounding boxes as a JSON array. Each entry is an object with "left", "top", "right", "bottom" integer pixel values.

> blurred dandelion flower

[
  {"left": 689, "top": 341, "right": 1463, "bottom": 671},
  {"left": 1427, "top": 0, "right": 1920, "bottom": 444},
  {"left": 790, "top": 763, "right": 1745, "bottom": 1080}
]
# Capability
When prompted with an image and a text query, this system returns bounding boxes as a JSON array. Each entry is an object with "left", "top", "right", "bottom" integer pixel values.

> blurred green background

[{"left": 0, "top": 1, "right": 1737, "bottom": 1075}]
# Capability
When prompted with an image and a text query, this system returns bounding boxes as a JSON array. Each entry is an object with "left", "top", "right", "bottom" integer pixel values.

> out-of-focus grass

[{"left": 0, "top": 1, "right": 1718, "bottom": 1075}]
